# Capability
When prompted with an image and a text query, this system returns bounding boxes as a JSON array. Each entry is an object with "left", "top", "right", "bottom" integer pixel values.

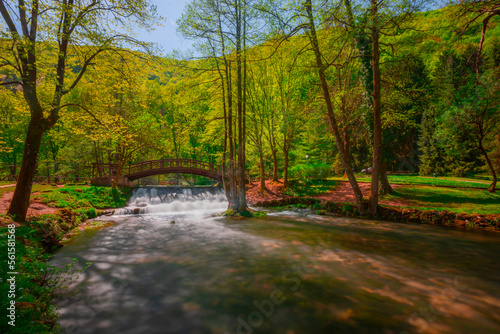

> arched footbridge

[{"left": 91, "top": 159, "right": 222, "bottom": 187}]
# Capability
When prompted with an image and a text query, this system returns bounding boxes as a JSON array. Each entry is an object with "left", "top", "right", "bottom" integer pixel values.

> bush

[{"left": 289, "top": 163, "right": 332, "bottom": 180}]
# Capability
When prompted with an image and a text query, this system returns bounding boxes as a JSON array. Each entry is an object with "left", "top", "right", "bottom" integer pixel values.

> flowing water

[{"left": 52, "top": 187, "right": 500, "bottom": 334}]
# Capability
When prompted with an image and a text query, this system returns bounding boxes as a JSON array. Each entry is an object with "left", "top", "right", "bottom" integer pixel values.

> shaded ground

[
  {"left": 0, "top": 185, "right": 61, "bottom": 216},
  {"left": 386, "top": 186, "right": 500, "bottom": 215},
  {"left": 246, "top": 179, "right": 406, "bottom": 206},
  {"left": 316, "top": 182, "right": 406, "bottom": 206}
]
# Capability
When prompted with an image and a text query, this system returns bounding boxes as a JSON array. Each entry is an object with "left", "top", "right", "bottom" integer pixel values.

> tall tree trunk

[
  {"left": 345, "top": 0, "right": 392, "bottom": 201},
  {"left": 272, "top": 149, "right": 278, "bottom": 182},
  {"left": 235, "top": 0, "right": 248, "bottom": 214},
  {"left": 284, "top": 145, "right": 290, "bottom": 188},
  {"left": 305, "top": 0, "right": 365, "bottom": 209},
  {"left": 369, "top": 1, "right": 383, "bottom": 216},
  {"left": 112, "top": 162, "right": 125, "bottom": 189},
  {"left": 9, "top": 154, "right": 17, "bottom": 181},
  {"left": 8, "top": 120, "right": 45, "bottom": 221},
  {"left": 259, "top": 148, "right": 267, "bottom": 192}
]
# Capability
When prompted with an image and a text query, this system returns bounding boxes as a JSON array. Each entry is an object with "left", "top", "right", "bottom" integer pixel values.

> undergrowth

[
  {"left": 39, "top": 186, "right": 131, "bottom": 210},
  {"left": 0, "top": 214, "right": 91, "bottom": 334}
]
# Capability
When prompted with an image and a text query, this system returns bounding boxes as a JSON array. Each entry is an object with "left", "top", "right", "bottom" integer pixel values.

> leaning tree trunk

[
  {"left": 378, "top": 162, "right": 394, "bottom": 195},
  {"left": 8, "top": 119, "right": 45, "bottom": 221},
  {"left": 305, "top": 0, "right": 365, "bottom": 210},
  {"left": 479, "top": 143, "right": 497, "bottom": 193},
  {"left": 342, "top": 128, "right": 351, "bottom": 179}
]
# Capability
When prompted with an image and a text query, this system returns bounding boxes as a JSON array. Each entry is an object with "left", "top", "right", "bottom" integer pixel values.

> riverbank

[
  {"left": 254, "top": 197, "right": 500, "bottom": 230},
  {"left": 247, "top": 179, "right": 500, "bottom": 229},
  {"left": 247, "top": 178, "right": 500, "bottom": 213},
  {"left": 0, "top": 186, "right": 131, "bottom": 334}
]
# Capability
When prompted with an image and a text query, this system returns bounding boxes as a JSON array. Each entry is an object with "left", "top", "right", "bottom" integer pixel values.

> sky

[{"left": 136, "top": 0, "right": 193, "bottom": 54}]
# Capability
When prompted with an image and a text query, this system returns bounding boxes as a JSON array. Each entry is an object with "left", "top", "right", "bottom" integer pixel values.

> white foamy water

[{"left": 114, "top": 187, "right": 228, "bottom": 216}]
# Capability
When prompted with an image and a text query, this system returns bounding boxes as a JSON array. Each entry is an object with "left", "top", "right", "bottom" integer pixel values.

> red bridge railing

[{"left": 92, "top": 159, "right": 221, "bottom": 179}]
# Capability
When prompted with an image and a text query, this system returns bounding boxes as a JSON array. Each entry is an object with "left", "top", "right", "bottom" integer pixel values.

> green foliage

[
  {"left": 289, "top": 163, "right": 332, "bottom": 180},
  {"left": 283, "top": 179, "right": 339, "bottom": 197},
  {"left": 0, "top": 222, "right": 90, "bottom": 334},
  {"left": 39, "top": 186, "right": 131, "bottom": 210}
]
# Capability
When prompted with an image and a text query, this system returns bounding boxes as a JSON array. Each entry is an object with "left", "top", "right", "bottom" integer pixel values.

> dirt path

[
  {"left": 315, "top": 182, "right": 407, "bottom": 206},
  {"left": 0, "top": 191, "right": 59, "bottom": 216},
  {"left": 246, "top": 179, "right": 409, "bottom": 207}
]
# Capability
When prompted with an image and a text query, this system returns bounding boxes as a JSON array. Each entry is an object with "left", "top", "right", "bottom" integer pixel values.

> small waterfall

[{"left": 114, "top": 186, "right": 227, "bottom": 215}]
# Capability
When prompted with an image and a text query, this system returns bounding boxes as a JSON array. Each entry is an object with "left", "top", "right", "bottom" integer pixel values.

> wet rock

[
  {"left": 133, "top": 208, "right": 141, "bottom": 215},
  {"left": 170, "top": 220, "right": 176, "bottom": 224},
  {"left": 137, "top": 203, "right": 148, "bottom": 207}
]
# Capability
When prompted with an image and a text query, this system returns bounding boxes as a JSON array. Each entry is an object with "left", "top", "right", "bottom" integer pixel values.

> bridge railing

[{"left": 92, "top": 159, "right": 221, "bottom": 178}]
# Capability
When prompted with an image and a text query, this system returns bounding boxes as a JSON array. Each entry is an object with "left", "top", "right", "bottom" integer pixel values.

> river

[{"left": 52, "top": 187, "right": 500, "bottom": 334}]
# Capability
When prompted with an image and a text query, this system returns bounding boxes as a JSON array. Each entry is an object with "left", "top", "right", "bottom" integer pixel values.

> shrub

[{"left": 289, "top": 162, "right": 332, "bottom": 180}]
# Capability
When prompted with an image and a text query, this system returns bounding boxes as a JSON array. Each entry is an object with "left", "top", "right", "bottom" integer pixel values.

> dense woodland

[{"left": 1, "top": 0, "right": 499, "bottom": 219}]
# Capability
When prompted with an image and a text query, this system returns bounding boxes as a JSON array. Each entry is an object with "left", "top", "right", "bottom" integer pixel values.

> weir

[{"left": 114, "top": 186, "right": 227, "bottom": 215}]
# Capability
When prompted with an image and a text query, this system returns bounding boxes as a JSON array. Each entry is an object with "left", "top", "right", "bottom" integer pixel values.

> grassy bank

[
  {"left": 0, "top": 184, "right": 60, "bottom": 198},
  {"left": 38, "top": 185, "right": 131, "bottom": 211},
  {"left": 383, "top": 186, "right": 500, "bottom": 215},
  {"left": 330, "top": 173, "right": 491, "bottom": 189},
  {"left": 254, "top": 197, "right": 500, "bottom": 229},
  {"left": 0, "top": 186, "right": 131, "bottom": 334}
]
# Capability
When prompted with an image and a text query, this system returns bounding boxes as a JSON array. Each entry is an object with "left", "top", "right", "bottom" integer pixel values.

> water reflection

[{"left": 52, "top": 188, "right": 500, "bottom": 334}]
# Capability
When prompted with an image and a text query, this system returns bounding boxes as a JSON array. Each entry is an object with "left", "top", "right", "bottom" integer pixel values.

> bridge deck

[{"left": 92, "top": 159, "right": 222, "bottom": 182}]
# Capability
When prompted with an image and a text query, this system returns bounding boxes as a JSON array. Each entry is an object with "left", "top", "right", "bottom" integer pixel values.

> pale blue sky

[{"left": 137, "top": 0, "right": 193, "bottom": 54}]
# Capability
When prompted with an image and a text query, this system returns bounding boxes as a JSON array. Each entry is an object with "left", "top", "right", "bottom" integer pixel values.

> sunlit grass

[
  {"left": 39, "top": 185, "right": 131, "bottom": 209},
  {"left": 0, "top": 180, "right": 15, "bottom": 186},
  {"left": 329, "top": 173, "right": 491, "bottom": 189},
  {"left": 0, "top": 184, "right": 60, "bottom": 198},
  {"left": 384, "top": 186, "right": 500, "bottom": 215}
]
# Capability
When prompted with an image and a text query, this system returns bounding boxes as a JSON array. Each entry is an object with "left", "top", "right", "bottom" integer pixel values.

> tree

[
  {"left": 331, "top": 0, "right": 428, "bottom": 214},
  {"left": 179, "top": 0, "right": 264, "bottom": 214},
  {"left": 449, "top": 77, "right": 500, "bottom": 192},
  {"left": 303, "top": 0, "right": 366, "bottom": 210},
  {"left": 0, "top": 0, "right": 158, "bottom": 221},
  {"left": 451, "top": 0, "right": 500, "bottom": 78},
  {"left": 0, "top": 85, "right": 28, "bottom": 179}
]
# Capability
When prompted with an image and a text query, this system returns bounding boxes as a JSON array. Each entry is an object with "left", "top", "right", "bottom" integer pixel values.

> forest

[
  {"left": 0, "top": 0, "right": 499, "bottom": 220},
  {"left": 2, "top": 1, "right": 500, "bottom": 334}
]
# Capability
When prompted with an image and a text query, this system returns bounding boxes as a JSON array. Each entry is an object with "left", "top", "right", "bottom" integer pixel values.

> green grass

[
  {"left": 0, "top": 181, "right": 15, "bottom": 186},
  {"left": 283, "top": 179, "right": 340, "bottom": 197},
  {"left": 0, "top": 184, "right": 60, "bottom": 198},
  {"left": 0, "top": 215, "right": 88, "bottom": 334},
  {"left": 384, "top": 186, "right": 500, "bottom": 215},
  {"left": 39, "top": 186, "right": 131, "bottom": 210},
  {"left": 329, "top": 173, "right": 491, "bottom": 189}
]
